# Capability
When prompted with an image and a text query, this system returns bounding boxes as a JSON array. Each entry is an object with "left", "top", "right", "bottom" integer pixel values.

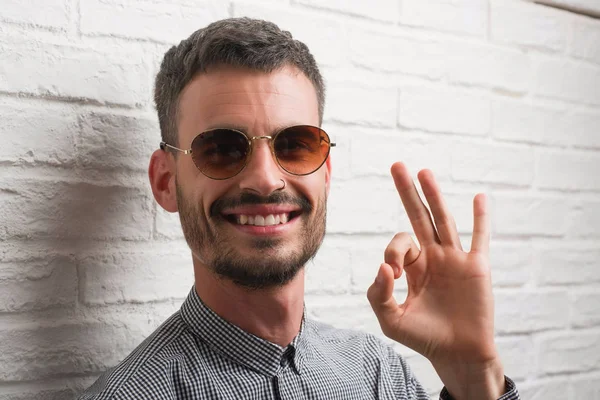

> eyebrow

[{"left": 201, "top": 122, "right": 308, "bottom": 136}]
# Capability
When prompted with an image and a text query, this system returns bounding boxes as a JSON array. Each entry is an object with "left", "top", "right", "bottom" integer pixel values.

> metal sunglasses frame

[{"left": 159, "top": 124, "right": 336, "bottom": 180}]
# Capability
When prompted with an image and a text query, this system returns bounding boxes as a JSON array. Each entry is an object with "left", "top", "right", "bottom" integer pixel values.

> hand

[{"left": 367, "top": 162, "right": 505, "bottom": 399}]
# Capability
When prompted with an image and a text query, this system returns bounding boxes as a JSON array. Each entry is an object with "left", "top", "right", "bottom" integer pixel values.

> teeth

[{"left": 235, "top": 213, "right": 291, "bottom": 226}]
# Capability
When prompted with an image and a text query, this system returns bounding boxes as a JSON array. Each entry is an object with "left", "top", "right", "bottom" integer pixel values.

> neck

[{"left": 193, "top": 261, "right": 305, "bottom": 348}]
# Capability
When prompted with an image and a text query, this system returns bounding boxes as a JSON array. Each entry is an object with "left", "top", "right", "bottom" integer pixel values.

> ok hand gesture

[{"left": 367, "top": 162, "right": 505, "bottom": 399}]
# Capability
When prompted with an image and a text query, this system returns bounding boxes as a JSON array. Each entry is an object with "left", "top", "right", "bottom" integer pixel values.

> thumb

[{"left": 367, "top": 263, "right": 399, "bottom": 318}]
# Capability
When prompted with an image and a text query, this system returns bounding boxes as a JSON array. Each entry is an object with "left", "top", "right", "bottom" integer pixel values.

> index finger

[{"left": 391, "top": 162, "right": 439, "bottom": 246}]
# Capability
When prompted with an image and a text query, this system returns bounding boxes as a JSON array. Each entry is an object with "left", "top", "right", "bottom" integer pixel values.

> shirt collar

[{"left": 179, "top": 286, "right": 310, "bottom": 377}]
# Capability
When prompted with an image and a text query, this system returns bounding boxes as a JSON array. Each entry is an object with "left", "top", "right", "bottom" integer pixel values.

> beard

[{"left": 176, "top": 180, "right": 327, "bottom": 290}]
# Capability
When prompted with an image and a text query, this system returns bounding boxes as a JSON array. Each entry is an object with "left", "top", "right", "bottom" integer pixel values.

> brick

[
  {"left": 77, "top": 112, "right": 158, "bottom": 172},
  {"left": 569, "top": 374, "right": 600, "bottom": 398},
  {"left": 537, "top": 0, "right": 600, "bottom": 17},
  {"left": 325, "top": 83, "right": 397, "bottom": 127},
  {"left": 534, "top": 56, "right": 600, "bottom": 106},
  {"left": 495, "top": 290, "right": 569, "bottom": 334},
  {"left": 232, "top": 2, "right": 346, "bottom": 67},
  {"left": 567, "top": 200, "right": 600, "bottom": 237},
  {"left": 155, "top": 207, "right": 185, "bottom": 239},
  {"left": 398, "top": 87, "right": 490, "bottom": 136},
  {"left": 0, "top": 100, "right": 78, "bottom": 165},
  {"left": 518, "top": 379, "right": 569, "bottom": 400},
  {"left": 451, "top": 142, "right": 534, "bottom": 186},
  {"left": 0, "top": 179, "right": 153, "bottom": 240},
  {"left": 571, "top": 291, "right": 600, "bottom": 328},
  {"left": 327, "top": 178, "right": 404, "bottom": 234},
  {"left": 537, "top": 331, "right": 600, "bottom": 374},
  {"left": 569, "top": 17, "right": 600, "bottom": 64},
  {"left": 490, "top": 0, "right": 567, "bottom": 52},
  {"left": 0, "top": 318, "right": 157, "bottom": 381},
  {"left": 0, "top": 0, "right": 68, "bottom": 30},
  {"left": 347, "top": 235, "right": 397, "bottom": 293},
  {"left": 0, "top": 389, "right": 76, "bottom": 400},
  {"left": 537, "top": 247, "right": 600, "bottom": 285},
  {"left": 81, "top": 0, "right": 229, "bottom": 43},
  {"left": 491, "top": 99, "right": 570, "bottom": 146},
  {"left": 401, "top": 0, "right": 487, "bottom": 37},
  {"left": 347, "top": 128, "right": 452, "bottom": 180},
  {"left": 489, "top": 242, "right": 532, "bottom": 287},
  {"left": 295, "top": 0, "right": 399, "bottom": 23},
  {"left": 536, "top": 150, "right": 600, "bottom": 191},
  {"left": 0, "top": 256, "right": 77, "bottom": 312},
  {"left": 444, "top": 42, "right": 531, "bottom": 94},
  {"left": 492, "top": 194, "right": 570, "bottom": 236},
  {"left": 0, "top": 35, "right": 150, "bottom": 107},
  {"left": 321, "top": 122, "right": 353, "bottom": 181},
  {"left": 349, "top": 29, "right": 446, "bottom": 79},
  {"left": 305, "top": 235, "right": 352, "bottom": 294},
  {"left": 496, "top": 336, "right": 535, "bottom": 381},
  {"left": 78, "top": 244, "right": 193, "bottom": 305},
  {"left": 567, "top": 111, "right": 600, "bottom": 149},
  {"left": 306, "top": 294, "right": 384, "bottom": 337}
]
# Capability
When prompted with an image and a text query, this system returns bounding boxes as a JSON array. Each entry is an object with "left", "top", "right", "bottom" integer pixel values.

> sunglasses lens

[
  {"left": 191, "top": 129, "right": 249, "bottom": 179},
  {"left": 274, "top": 125, "right": 331, "bottom": 175}
]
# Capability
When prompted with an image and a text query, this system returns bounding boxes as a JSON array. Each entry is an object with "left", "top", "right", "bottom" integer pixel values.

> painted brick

[
  {"left": 570, "top": 291, "right": 600, "bottom": 328},
  {"left": 495, "top": 290, "right": 569, "bottom": 334},
  {"left": 0, "top": 35, "right": 150, "bottom": 107},
  {"left": 569, "top": 17, "right": 600, "bottom": 65},
  {"left": 537, "top": 331, "right": 600, "bottom": 374},
  {"left": 489, "top": 241, "right": 532, "bottom": 287},
  {"left": 321, "top": 122, "right": 353, "bottom": 181},
  {"left": 496, "top": 336, "right": 535, "bottom": 381},
  {"left": 0, "top": 389, "right": 76, "bottom": 400},
  {"left": 349, "top": 29, "right": 446, "bottom": 79},
  {"left": 491, "top": 99, "right": 570, "bottom": 146},
  {"left": 444, "top": 42, "right": 531, "bottom": 94},
  {"left": 517, "top": 379, "right": 569, "bottom": 400},
  {"left": 398, "top": 87, "right": 490, "bottom": 136},
  {"left": 305, "top": 235, "right": 352, "bottom": 294},
  {"left": 567, "top": 111, "right": 600, "bottom": 149},
  {"left": 451, "top": 142, "right": 534, "bottom": 186},
  {"left": 567, "top": 200, "right": 600, "bottom": 238},
  {"left": 535, "top": 150, "right": 600, "bottom": 191},
  {"left": 537, "top": 0, "right": 600, "bottom": 17},
  {"left": 569, "top": 374, "right": 600, "bottom": 399},
  {"left": 534, "top": 56, "right": 600, "bottom": 106},
  {"left": 347, "top": 235, "right": 397, "bottom": 293},
  {"left": 327, "top": 178, "right": 403, "bottom": 234},
  {"left": 295, "top": 0, "right": 399, "bottom": 23},
  {"left": 401, "top": 0, "right": 488, "bottom": 37},
  {"left": 233, "top": 2, "right": 347, "bottom": 67},
  {"left": 325, "top": 83, "right": 397, "bottom": 127},
  {"left": 491, "top": 194, "right": 570, "bottom": 236},
  {"left": 81, "top": 0, "right": 229, "bottom": 43},
  {"left": 536, "top": 247, "right": 600, "bottom": 285},
  {"left": 0, "top": 179, "right": 153, "bottom": 240},
  {"left": 0, "top": 256, "right": 77, "bottom": 312},
  {"left": 155, "top": 207, "right": 185, "bottom": 239},
  {"left": 490, "top": 0, "right": 567, "bottom": 52},
  {"left": 78, "top": 244, "right": 193, "bottom": 305},
  {"left": 347, "top": 128, "right": 452, "bottom": 180},
  {"left": 0, "top": 0, "right": 68, "bottom": 30},
  {"left": 0, "top": 99, "right": 78, "bottom": 165},
  {"left": 77, "top": 111, "right": 158, "bottom": 172}
]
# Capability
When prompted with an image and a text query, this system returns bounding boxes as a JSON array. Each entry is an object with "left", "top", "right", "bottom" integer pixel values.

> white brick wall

[{"left": 1, "top": 0, "right": 599, "bottom": 398}]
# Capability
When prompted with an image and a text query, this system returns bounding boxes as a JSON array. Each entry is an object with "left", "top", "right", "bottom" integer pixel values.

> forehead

[{"left": 177, "top": 65, "right": 319, "bottom": 141}]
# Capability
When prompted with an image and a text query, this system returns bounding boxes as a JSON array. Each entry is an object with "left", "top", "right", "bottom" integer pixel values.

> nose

[{"left": 237, "top": 137, "right": 285, "bottom": 196}]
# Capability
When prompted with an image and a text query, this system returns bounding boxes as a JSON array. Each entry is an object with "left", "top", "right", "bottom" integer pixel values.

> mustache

[{"left": 210, "top": 191, "right": 313, "bottom": 217}]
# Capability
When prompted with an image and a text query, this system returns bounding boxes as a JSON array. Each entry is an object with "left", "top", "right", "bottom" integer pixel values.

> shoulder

[{"left": 77, "top": 311, "right": 193, "bottom": 400}]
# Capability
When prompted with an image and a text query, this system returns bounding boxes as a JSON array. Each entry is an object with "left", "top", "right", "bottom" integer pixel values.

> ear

[
  {"left": 324, "top": 154, "right": 332, "bottom": 196},
  {"left": 149, "top": 149, "right": 178, "bottom": 213}
]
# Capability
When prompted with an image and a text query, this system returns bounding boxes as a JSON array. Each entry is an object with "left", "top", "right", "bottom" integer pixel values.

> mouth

[{"left": 223, "top": 211, "right": 303, "bottom": 227}]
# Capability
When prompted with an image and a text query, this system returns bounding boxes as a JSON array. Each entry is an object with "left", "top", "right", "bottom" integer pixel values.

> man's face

[{"left": 174, "top": 65, "right": 330, "bottom": 289}]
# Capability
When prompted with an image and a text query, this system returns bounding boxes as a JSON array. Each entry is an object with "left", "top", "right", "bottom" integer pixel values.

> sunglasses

[{"left": 160, "top": 125, "right": 336, "bottom": 180}]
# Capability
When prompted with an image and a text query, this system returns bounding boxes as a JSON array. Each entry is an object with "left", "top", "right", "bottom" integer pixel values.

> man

[{"left": 79, "top": 18, "right": 520, "bottom": 399}]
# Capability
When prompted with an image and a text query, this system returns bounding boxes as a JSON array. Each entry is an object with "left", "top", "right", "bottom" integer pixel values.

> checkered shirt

[{"left": 78, "top": 287, "right": 520, "bottom": 399}]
